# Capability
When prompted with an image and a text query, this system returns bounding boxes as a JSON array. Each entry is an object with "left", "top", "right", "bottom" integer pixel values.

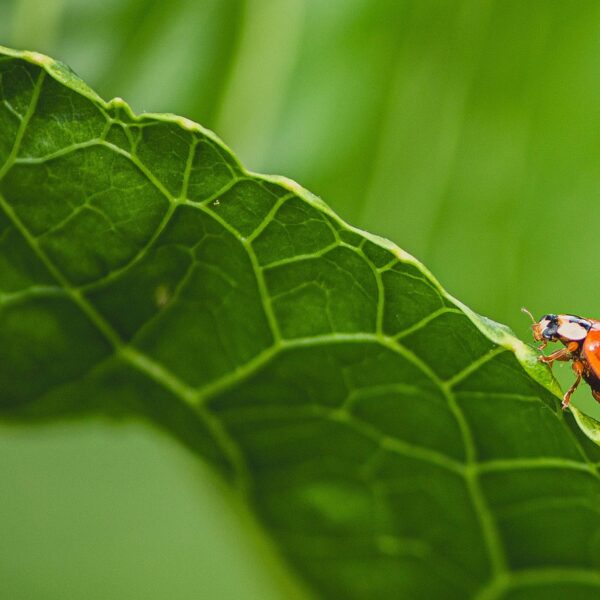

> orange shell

[{"left": 583, "top": 327, "right": 600, "bottom": 381}]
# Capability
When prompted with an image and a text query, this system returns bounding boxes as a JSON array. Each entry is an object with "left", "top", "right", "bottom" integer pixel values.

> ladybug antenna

[{"left": 521, "top": 307, "right": 536, "bottom": 324}]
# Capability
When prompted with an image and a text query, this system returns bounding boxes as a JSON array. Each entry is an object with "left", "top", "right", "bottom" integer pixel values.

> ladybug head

[
  {"left": 535, "top": 314, "right": 559, "bottom": 342},
  {"left": 522, "top": 308, "right": 591, "bottom": 344},
  {"left": 522, "top": 307, "right": 556, "bottom": 342}
]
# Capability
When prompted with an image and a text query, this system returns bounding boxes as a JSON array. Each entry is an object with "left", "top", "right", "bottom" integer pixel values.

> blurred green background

[{"left": 3, "top": 0, "right": 600, "bottom": 597}]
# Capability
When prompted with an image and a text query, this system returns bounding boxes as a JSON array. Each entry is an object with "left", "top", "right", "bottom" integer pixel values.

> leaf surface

[{"left": 2, "top": 47, "right": 600, "bottom": 599}]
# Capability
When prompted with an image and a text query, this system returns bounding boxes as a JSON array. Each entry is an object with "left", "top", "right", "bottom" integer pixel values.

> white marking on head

[
  {"left": 538, "top": 318, "right": 550, "bottom": 331},
  {"left": 557, "top": 321, "right": 588, "bottom": 340}
]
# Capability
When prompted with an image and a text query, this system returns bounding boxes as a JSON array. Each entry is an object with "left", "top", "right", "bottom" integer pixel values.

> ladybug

[{"left": 523, "top": 308, "right": 600, "bottom": 409}]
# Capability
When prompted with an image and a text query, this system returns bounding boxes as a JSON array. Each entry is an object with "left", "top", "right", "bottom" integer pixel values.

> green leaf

[
  {"left": 2, "top": 46, "right": 600, "bottom": 599},
  {"left": 570, "top": 406, "right": 600, "bottom": 446}
]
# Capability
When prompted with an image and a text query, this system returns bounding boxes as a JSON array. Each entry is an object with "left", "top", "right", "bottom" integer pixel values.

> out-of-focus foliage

[{"left": 3, "top": 1, "right": 600, "bottom": 598}]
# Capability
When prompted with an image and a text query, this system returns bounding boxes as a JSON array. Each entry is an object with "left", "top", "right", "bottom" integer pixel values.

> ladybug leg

[
  {"left": 592, "top": 389, "right": 600, "bottom": 404},
  {"left": 562, "top": 360, "right": 585, "bottom": 410},
  {"left": 539, "top": 348, "right": 570, "bottom": 363},
  {"left": 539, "top": 348, "right": 572, "bottom": 367},
  {"left": 539, "top": 341, "right": 580, "bottom": 369}
]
